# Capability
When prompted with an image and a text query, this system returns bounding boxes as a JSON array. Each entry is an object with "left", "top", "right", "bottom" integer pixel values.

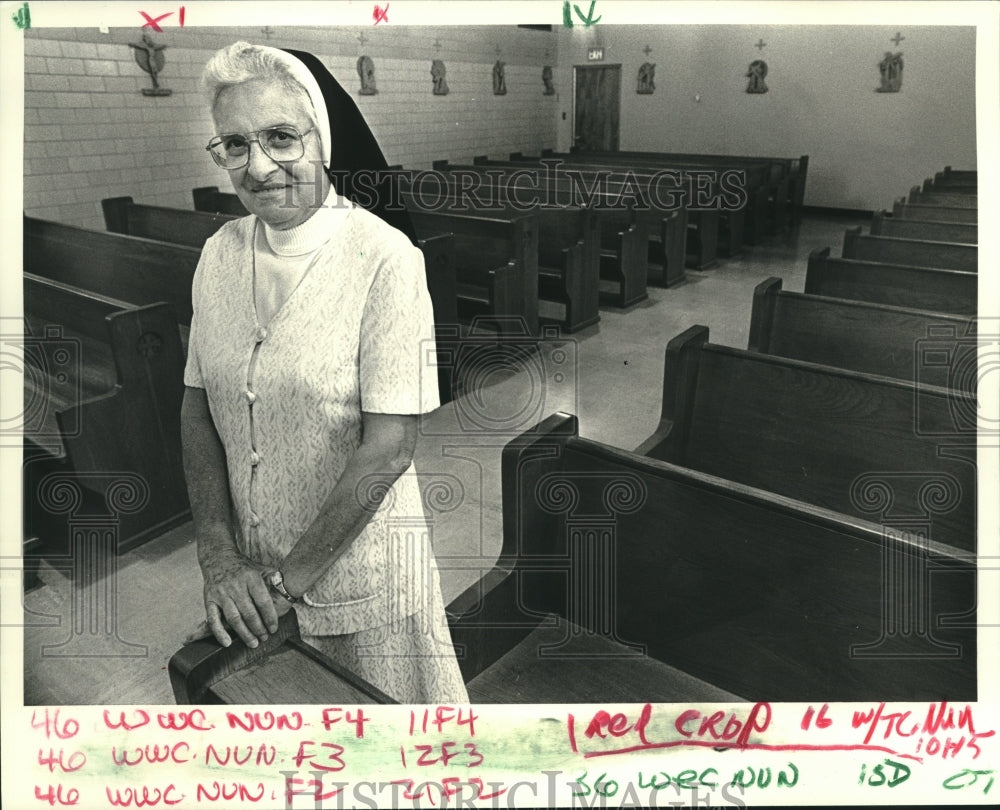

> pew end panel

[
  {"left": 634, "top": 325, "right": 708, "bottom": 460},
  {"left": 416, "top": 232, "right": 458, "bottom": 404},
  {"left": 447, "top": 412, "right": 579, "bottom": 684},
  {"left": 62, "top": 302, "right": 190, "bottom": 552},
  {"left": 747, "top": 276, "right": 783, "bottom": 354}
]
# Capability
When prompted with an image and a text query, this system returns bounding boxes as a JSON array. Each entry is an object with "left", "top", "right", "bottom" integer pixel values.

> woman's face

[{"left": 212, "top": 78, "right": 329, "bottom": 230}]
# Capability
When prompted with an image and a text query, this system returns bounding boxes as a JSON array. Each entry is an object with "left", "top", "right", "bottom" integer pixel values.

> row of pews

[
  {"left": 168, "top": 164, "right": 979, "bottom": 704},
  {"left": 22, "top": 147, "right": 809, "bottom": 578}
]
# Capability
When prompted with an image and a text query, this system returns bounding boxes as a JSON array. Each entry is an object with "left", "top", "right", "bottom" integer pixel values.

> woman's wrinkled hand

[{"left": 200, "top": 546, "right": 280, "bottom": 649}]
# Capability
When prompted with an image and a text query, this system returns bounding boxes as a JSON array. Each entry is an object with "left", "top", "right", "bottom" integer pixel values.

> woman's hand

[
  {"left": 200, "top": 545, "right": 279, "bottom": 648},
  {"left": 184, "top": 580, "right": 292, "bottom": 646}
]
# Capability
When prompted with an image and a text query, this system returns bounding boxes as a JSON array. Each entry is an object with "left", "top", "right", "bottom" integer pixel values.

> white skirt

[{"left": 301, "top": 571, "right": 469, "bottom": 704}]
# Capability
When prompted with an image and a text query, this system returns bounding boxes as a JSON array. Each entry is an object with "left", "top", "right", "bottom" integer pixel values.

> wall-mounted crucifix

[
  {"left": 643, "top": 45, "right": 652, "bottom": 56},
  {"left": 891, "top": 32, "right": 905, "bottom": 46},
  {"left": 260, "top": 26, "right": 275, "bottom": 40},
  {"left": 755, "top": 38, "right": 767, "bottom": 51},
  {"left": 357, "top": 31, "right": 369, "bottom": 48}
]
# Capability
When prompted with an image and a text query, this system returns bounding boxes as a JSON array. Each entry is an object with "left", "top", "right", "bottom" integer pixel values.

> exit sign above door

[{"left": 588, "top": 48, "right": 604, "bottom": 61}]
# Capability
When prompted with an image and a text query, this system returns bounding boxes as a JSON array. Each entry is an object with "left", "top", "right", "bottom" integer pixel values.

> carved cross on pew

[
  {"left": 891, "top": 31, "right": 905, "bottom": 45},
  {"left": 755, "top": 38, "right": 767, "bottom": 50}
]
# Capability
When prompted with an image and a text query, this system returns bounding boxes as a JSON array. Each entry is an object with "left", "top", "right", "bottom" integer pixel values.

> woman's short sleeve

[
  {"left": 182, "top": 250, "right": 208, "bottom": 389},
  {"left": 360, "top": 245, "right": 439, "bottom": 414}
]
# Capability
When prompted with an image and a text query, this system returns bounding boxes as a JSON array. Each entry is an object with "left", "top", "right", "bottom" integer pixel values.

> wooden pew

[
  {"left": 871, "top": 210, "right": 977, "bottom": 244},
  {"left": 637, "top": 326, "right": 975, "bottom": 552},
  {"left": 171, "top": 412, "right": 974, "bottom": 703},
  {"left": 908, "top": 186, "right": 977, "bottom": 208},
  {"left": 486, "top": 154, "right": 716, "bottom": 271},
  {"left": 842, "top": 226, "right": 978, "bottom": 272},
  {"left": 25, "top": 216, "right": 201, "bottom": 325},
  {"left": 892, "top": 198, "right": 978, "bottom": 224},
  {"left": 103, "top": 196, "right": 459, "bottom": 404},
  {"left": 749, "top": 277, "right": 975, "bottom": 389},
  {"left": 407, "top": 209, "right": 539, "bottom": 338},
  {"left": 23, "top": 274, "right": 189, "bottom": 553},
  {"left": 192, "top": 185, "right": 249, "bottom": 216},
  {"left": 924, "top": 173, "right": 977, "bottom": 193},
  {"left": 548, "top": 147, "right": 776, "bottom": 245},
  {"left": 562, "top": 146, "right": 809, "bottom": 232},
  {"left": 805, "top": 248, "right": 977, "bottom": 315},
  {"left": 939, "top": 166, "right": 976, "bottom": 183},
  {"left": 102, "top": 196, "right": 236, "bottom": 247},
  {"left": 478, "top": 156, "right": 691, "bottom": 283},
  {"left": 453, "top": 161, "right": 656, "bottom": 304},
  {"left": 402, "top": 186, "right": 600, "bottom": 332}
]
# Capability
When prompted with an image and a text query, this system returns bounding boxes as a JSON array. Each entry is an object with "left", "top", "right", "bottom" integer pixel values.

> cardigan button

[
  {"left": 248, "top": 512, "right": 260, "bottom": 527},
  {"left": 245, "top": 390, "right": 257, "bottom": 405},
  {"left": 255, "top": 327, "right": 268, "bottom": 343},
  {"left": 250, "top": 451, "right": 260, "bottom": 466}
]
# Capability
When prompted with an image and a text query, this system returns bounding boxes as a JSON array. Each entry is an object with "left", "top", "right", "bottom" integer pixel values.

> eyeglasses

[{"left": 206, "top": 125, "right": 315, "bottom": 170}]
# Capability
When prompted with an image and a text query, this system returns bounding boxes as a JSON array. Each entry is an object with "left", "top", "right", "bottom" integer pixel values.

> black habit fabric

[{"left": 283, "top": 48, "right": 418, "bottom": 244}]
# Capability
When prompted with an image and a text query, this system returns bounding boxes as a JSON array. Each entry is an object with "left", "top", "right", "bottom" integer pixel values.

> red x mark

[
  {"left": 373, "top": 3, "right": 389, "bottom": 24},
  {"left": 139, "top": 11, "right": 173, "bottom": 31}
]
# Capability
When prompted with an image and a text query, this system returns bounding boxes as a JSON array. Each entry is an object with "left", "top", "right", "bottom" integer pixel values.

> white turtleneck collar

[{"left": 261, "top": 185, "right": 352, "bottom": 256}]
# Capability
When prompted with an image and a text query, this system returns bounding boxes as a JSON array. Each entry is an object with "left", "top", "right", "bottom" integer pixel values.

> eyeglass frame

[{"left": 205, "top": 125, "right": 317, "bottom": 171}]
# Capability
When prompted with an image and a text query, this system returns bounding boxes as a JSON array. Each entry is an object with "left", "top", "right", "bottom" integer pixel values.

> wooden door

[{"left": 574, "top": 65, "right": 621, "bottom": 151}]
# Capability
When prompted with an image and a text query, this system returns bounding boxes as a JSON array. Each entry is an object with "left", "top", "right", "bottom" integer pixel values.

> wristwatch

[{"left": 264, "top": 569, "right": 300, "bottom": 604}]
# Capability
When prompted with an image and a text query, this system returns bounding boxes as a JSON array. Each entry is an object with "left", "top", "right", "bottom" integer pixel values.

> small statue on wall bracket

[
  {"left": 431, "top": 60, "right": 449, "bottom": 95},
  {"left": 129, "top": 33, "right": 171, "bottom": 96},
  {"left": 637, "top": 62, "right": 656, "bottom": 94},
  {"left": 493, "top": 60, "right": 507, "bottom": 95},
  {"left": 876, "top": 51, "right": 904, "bottom": 92},
  {"left": 542, "top": 66, "right": 555, "bottom": 95},
  {"left": 357, "top": 55, "right": 377, "bottom": 95},
  {"left": 745, "top": 59, "right": 768, "bottom": 94}
]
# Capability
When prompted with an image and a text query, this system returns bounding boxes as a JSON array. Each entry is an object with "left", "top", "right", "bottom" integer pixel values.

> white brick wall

[{"left": 23, "top": 27, "right": 560, "bottom": 231}]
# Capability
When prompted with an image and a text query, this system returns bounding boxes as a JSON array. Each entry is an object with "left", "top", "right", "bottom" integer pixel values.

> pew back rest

[
  {"left": 805, "top": 247, "right": 977, "bottom": 315},
  {"left": 406, "top": 178, "right": 595, "bottom": 269},
  {"left": 892, "top": 198, "right": 978, "bottom": 223},
  {"left": 103, "top": 196, "right": 237, "bottom": 248},
  {"left": 907, "top": 185, "right": 977, "bottom": 208},
  {"left": 25, "top": 216, "right": 201, "bottom": 325},
  {"left": 192, "top": 186, "right": 249, "bottom": 216},
  {"left": 647, "top": 326, "right": 975, "bottom": 551},
  {"left": 843, "top": 226, "right": 978, "bottom": 272},
  {"left": 871, "top": 210, "right": 977, "bottom": 245},
  {"left": 749, "top": 276, "right": 975, "bottom": 386},
  {"left": 487, "top": 413, "right": 974, "bottom": 701}
]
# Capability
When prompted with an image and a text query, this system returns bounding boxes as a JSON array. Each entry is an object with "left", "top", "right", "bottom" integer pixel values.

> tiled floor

[{"left": 21, "top": 212, "right": 867, "bottom": 705}]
